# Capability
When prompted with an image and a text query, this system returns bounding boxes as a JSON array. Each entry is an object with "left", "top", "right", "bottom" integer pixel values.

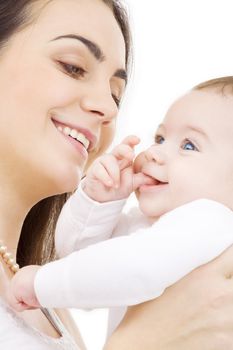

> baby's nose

[{"left": 144, "top": 146, "right": 166, "bottom": 165}]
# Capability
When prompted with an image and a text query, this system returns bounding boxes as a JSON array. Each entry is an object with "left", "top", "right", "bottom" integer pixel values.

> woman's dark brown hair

[{"left": 0, "top": 0, "right": 132, "bottom": 267}]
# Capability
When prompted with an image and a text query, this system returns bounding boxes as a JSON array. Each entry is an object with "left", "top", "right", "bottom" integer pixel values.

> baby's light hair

[{"left": 193, "top": 76, "right": 233, "bottom": 95}]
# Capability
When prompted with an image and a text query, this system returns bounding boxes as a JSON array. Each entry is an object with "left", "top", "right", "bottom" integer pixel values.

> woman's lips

[
  {"left": 60, "top": 132, "right": 88, "bottom": 159},
  {"left": 52, "top": 119, "right": 89, "bottom": 160},
  {"left": 52, "top": 118, "right": 98, "bottom": 152}
]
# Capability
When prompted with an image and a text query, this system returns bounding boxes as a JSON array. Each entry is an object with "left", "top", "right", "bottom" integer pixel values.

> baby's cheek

[{"left": 169, "top": 174, "right": 192, "bottom": 204}]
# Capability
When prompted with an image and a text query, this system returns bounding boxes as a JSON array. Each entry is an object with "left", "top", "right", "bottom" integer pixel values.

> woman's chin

[
  {"left": 39, "top": 169, "right": 82, "bottom": 198},
  {"left": 55, "top": 171, "right": 81, "bottom": 194}
]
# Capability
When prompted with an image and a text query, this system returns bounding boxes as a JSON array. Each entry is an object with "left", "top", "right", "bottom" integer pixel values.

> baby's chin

[{"left": 138, "top": 200, "right": 169, "bottom": 221}]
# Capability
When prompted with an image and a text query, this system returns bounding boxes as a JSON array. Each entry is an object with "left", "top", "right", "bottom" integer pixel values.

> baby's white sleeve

[
  {"left": 35, "top": 199, "right": 233, "bottom": 309},
  {"left": 55, "top": 184, "right": 127, "bottom": 257}
]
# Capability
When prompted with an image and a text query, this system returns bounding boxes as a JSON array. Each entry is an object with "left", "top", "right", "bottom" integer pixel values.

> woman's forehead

[{"left": 29, "top": 0, "right": 126, "bottom": 68}]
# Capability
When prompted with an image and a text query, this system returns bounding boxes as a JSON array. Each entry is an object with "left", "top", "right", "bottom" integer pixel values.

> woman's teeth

[{"left": 57, "top": 126, "right": 90, "bottom": 150}]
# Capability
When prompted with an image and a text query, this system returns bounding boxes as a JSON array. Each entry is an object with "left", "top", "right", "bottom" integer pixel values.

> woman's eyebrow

[
  {"left": 114, "top": 69, "right": 127, "bottom": 83},
  {"left": 51, "top": 34, "right": 105, "bottom": 61},
  {"left": 50, "top": 34, "right": 127, "bottom": 82}
]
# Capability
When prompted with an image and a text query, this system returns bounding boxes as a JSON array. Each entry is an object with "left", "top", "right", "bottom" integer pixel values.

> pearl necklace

[{"left": 0, "top": 240, "right": 19, "bottom": 273}]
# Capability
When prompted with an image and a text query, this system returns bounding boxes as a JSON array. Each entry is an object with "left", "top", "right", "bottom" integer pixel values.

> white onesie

[{"left": 34, "top": 187, "right": 233, "bottom": 336}]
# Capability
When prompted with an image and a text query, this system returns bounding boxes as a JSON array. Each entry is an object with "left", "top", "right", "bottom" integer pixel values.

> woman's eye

[
  {"left": 154, "top": 134, "right": 165, "bottom": 144},
  {"left": 181, "top": 139, "right": 198, "bottom": 151},
  {"left": 58, "top": 61, "right": 86, "bottom": 78},
  {"left": 112, "top": 94, "right": 121, "bottom": 108}
]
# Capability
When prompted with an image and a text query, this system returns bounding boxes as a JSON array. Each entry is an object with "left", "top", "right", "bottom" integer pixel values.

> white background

[{"left": 72, "top": 1, "right": 233, "bottom": 349}]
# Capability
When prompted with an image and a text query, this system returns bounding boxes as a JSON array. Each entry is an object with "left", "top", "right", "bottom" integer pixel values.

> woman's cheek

[{"left": 84, "top": 122, "right": 116, "bottom": 171}]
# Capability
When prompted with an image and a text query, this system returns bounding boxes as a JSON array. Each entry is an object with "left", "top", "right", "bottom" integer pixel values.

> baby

[{"left": 7, "top": 76, "right": 233, "bottom": 336}]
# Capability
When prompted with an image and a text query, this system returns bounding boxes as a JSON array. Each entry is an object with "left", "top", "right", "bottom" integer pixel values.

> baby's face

[{"left": 134, "top": 89, "right": 233, "bottom": 218}]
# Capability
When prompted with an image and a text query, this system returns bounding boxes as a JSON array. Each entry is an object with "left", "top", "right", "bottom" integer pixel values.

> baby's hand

[
  {"left": 7, "top": 265, "right": 41, "bottom": 312},
  {"left": 83, "top": 135, "right": 140, "bottom": 202}
]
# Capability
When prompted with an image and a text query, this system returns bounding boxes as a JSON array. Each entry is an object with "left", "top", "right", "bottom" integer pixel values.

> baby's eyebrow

[
  {"left": 153, "top": 124, "right": 209, "bottom": 142},
  {"left": 185, "top": 125, "right": 208, "bottom": 139},
  {"left": 153, "top": 124, "right": 164, "bottom": 138}
]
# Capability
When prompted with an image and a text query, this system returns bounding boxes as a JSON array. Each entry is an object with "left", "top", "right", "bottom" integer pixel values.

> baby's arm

[
  {"left": 55, "top": 185, "right": 127, "bottom": 257},
  {"left": 7, "top": 199, "right": 233, "bottom": 311},
  {"left": 56, "top": 135, "right": 152, "bottom": 256}
]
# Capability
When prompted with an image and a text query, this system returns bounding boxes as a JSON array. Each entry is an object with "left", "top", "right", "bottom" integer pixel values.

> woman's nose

[{"left": 80, "top": 84, "right": 118, "bottom": 124}]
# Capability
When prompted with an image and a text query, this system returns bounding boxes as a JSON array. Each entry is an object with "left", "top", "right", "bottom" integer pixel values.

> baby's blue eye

[
  {"left": 181, "top": 139, "right": 198, "bottom": 151},
  {"left": 155, "top": 135, "right": 165, "bottom": 144}
]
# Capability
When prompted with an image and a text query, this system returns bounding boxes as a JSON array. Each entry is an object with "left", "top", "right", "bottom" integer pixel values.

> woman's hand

[{"left": 105, "top": 244, "right": 233, "bottom": 350}]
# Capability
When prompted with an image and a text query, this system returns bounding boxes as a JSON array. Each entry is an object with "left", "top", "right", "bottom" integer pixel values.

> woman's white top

[{"left": 0, "top": 298, "right": 80, "bottom": 350}]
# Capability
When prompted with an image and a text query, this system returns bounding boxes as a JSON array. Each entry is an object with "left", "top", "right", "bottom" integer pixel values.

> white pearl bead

[
  {"left": 3, "top": 252, "right": 12, "bottom": 261},
  {"left": 7, "top": 258, "right": 15, "bottom": 266},
  {"left": 11, "top": 264, "right": 19, "bottom": 273},
  {"left": 0, "top": 246, "right": 7, "bottom": 254},
  {"left": 0, "top": 240, "right": 19, "bottom": 274}
]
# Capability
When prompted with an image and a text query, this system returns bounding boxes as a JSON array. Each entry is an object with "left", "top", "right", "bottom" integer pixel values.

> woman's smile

[{"left": 52, "top": 118, "right": 98, "bottom": 160}]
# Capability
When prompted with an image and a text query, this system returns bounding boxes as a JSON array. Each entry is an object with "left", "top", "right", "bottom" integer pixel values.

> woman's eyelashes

[
  {"left": 58, "top": 61, "right": 87, "bottom": 78},
  {"left": 112, "top": 94, "right": 121, "bottom": 108},
  {"left": 57, "top": 61, "right": 121, "bottom": 108},
  {"left": 181, "top": 138, "right": 199, "bottom": 151}
]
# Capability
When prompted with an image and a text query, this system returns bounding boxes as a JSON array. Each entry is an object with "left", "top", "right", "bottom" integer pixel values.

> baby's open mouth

[
  {"left": 154, "top": 179, "right": 168, "bottom": 185},
  {"left": 140, "top": 174, "right": 169, "bottom": 191},
  {"left": 144, "top": 175, "right": 168, "bottom": 186}
]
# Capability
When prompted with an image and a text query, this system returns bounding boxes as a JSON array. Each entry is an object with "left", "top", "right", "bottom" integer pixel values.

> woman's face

[{"left": 0, "top": 0, "right": 126, "bottom": 200}]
